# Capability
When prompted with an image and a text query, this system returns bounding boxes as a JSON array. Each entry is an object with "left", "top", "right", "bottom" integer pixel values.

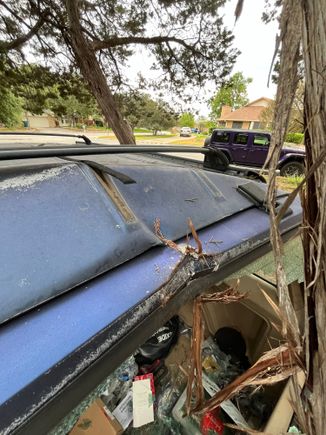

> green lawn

[
  {"left": 276, "top": 175, "right": 303, "bottom": 192},
  {"left": 169, "top": 134, "right": 207, "bottom": 146},
  {"left": 134, "top": 128, "right": 152, "bottom": 133},
  {"left": 136, "top": 134, "right": 176, "bottom": 141}
]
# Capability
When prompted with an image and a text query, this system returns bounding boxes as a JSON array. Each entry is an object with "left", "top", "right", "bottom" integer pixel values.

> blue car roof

[
  {"left": 0, "top": 150, "right": 302, "bottom": 434},
  {"left": 1, "top": 153, "right": 259, "bottom": 325}
]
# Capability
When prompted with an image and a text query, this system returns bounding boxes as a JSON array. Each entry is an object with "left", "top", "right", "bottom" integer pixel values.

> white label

[
  {"left": 132, "top": 378, "right": 154, "bottom": 428},
  {"left": 157, "top": 332, "right": 173, "bottom": 343}
]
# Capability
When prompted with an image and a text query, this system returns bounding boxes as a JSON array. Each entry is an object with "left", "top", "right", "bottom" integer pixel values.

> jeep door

[
  {"left": 230, "top": 132, "right": 250, "bottom": 164},
  {"left": 246, "top": 133, "right": 271, "bottom": 166}
]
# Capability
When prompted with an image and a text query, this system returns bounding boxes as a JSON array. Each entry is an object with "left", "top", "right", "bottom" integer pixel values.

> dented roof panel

[
  {"left": 0, "top": 155, "right": 255, "bottom": 324},
  {"left": 0, "top": 161, "right": 158, "bottom": 324}
]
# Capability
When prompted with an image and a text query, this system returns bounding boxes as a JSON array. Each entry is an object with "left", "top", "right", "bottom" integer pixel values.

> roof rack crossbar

[
  {"left": 0, "top": 145, "right": 209, "bottom": 160},
  {"left": 0, "top": 132, "right": 92, "bottom": 145}
]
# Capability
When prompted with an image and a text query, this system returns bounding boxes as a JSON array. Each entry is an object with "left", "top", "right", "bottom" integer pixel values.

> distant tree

[
  {"left": 114, "top": 92, "right": 146, "bottom": 131},
  {"left": 210, "top": 72, "right": 253, "bottom": 119},
  {"left": 138, "top": 97, "right": 177, "bottom": 135},
  {"left": 49, "top": 94, "right": 99, "bottom": 126},
  {"left": 0, "top": 62, "right": 100, "bottom": 120},
  {"left": 115, "top": 92, "right": 178, "bottom": 134},
  {"left": 10, "top": 65, "right": 61, "bottom": 115},
  {"left": 179, "top": 112, "right": 195, "bottom": 128},
  {"left": 0, "top": 90, "right": 23, "bottom": 127},
  {"left": 0, "top": 62, "right": 103, "bottom": 126},
  {"left": 0, "top": 58, "right": 23, "bottom": 126},
  {"left": 0, "top": 0, "right": 238, "bottom": 144},
  {"left": 197, "top": 117, "right": 215, "bottom": 134}
]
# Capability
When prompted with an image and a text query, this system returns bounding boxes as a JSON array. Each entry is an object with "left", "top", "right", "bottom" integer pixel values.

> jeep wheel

[{"left": 280, "top": 161, "right": 305, "bottom": 177}]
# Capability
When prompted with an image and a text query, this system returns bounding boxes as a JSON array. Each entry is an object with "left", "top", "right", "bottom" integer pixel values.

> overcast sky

[
  {"left": 222, "top": 0, "right": 278, "bottom": 102},
  {"left": 193, "top": 0, "right": 279, "bottom": 116}
]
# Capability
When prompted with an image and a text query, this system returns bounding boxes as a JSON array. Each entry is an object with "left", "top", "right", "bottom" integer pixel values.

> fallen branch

[
  {"left": 154, "top": 217, "right": 181, "bottom": 253},
  {"left": 199, "top": 284, "right": 246, "bottom": 304},
  {"left": 188, "top": 218, "right": 203, "bottom": 255},
  {"left": 186, "top": 296, "right": 205, "bottom": 414},
  {"left": 186, "top": 286, "right": 246, "bottom": 415},
  {"left": 194, "top": 344, "right": 301, "bottom": 415}
]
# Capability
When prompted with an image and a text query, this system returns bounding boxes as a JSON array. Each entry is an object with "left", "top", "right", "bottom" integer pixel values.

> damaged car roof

[
  {"left": 1, "top": 152, "right": 267, "bottom": 325},
  {"left": 0, "top": 144, "right": 302, "bottom": 434}
]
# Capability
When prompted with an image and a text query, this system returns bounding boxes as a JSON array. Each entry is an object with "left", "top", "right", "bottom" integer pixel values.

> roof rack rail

[
  {"left": 0, "top": 145, "right": 233, "bottom": 172},
  {"left": 0, "top": 132, "right": 92, "bottom": 145},
  {"left": 0, "top": 145, "right": 208, "bottom": 159}
]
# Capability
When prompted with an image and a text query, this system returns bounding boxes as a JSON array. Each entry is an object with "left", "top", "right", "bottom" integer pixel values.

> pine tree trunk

[
  {"left": 65, "top": 0, "right": 135, "bottom": 145},
  {"left": 301, "top": 1, "right": 326, "bottom": 433}
]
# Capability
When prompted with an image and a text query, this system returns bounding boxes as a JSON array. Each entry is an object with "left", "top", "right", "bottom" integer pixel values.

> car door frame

[
  {"left": 229, "top": 131, "right": 251, "bottom": 164},
  {"left": 246, "top": 132, "right": 271, "bottom": 166}
]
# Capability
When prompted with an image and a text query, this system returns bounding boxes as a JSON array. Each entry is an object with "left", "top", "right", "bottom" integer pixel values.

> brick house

[{"left": 218, "top": 97, "right": 273, "bottom": 130}]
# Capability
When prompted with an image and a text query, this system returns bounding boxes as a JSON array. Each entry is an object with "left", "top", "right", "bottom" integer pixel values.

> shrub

[{"left": 285, "top": 132, "right": 304, "bottom": 144}]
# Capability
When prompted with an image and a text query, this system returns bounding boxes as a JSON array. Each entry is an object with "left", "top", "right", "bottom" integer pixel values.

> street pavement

[
  {"left": 0, "top": 128, "right": 117, "bottom": 147},
  {"left": 0, "top": 128, "right": 204, "bottom": 161}
]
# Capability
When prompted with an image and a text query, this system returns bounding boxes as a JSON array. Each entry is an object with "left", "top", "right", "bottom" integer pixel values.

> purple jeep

[{"left": 205, "top": 129, "right": 305, "bottom": 176}]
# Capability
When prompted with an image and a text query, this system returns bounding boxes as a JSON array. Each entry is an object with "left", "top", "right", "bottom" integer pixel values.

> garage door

[{"left": 28, "top": 116, "right": 51, "bottom": 128}]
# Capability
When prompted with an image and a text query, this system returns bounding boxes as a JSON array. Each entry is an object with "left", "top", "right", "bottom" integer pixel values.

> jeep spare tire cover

[{"left": 136, "top": 316, "right": 179, "bottom": 364}]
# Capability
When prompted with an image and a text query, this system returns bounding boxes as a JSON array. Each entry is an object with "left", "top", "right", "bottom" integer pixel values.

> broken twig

[{"left": 154, "top": 217, "right": 204, "bottom": 257}]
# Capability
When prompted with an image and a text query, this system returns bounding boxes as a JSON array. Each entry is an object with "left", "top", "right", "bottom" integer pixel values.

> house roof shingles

[
  {"left": 218, "top": 97, "right": 274, "bottom": 122},
  {"left": 218, "top": 105, "right": 265, "bottom": 122}
]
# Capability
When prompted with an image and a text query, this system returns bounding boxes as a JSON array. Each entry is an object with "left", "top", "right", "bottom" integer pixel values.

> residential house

[
  {"left": 218, "top": 97, "right": 273, "bottom": 130},
  {"left": 24, "top": 110, "right": 57, "bottom": 128}
]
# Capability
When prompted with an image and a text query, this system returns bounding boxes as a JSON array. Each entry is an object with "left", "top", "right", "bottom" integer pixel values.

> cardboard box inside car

[{"left": 70, "top": 399, "right": 123, "bottom": 435}]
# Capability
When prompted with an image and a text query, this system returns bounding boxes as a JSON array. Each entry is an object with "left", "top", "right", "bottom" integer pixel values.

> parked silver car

[{"left": 180, "top": 127, "right": 192, "bottom": 137}]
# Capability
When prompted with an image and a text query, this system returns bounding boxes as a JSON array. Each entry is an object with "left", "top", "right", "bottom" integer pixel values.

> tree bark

[
  {"left": 217, "top": 2, "right": 326, "bottom": 433},
  {"left": 301, "top": 1, "right": 326, "bottom": 433},
  {"left": 65, "top": 0, "right": 135, "bottom": 144},
  {"left": 265, "top": 0, "right": 302, "bottom": 343}
]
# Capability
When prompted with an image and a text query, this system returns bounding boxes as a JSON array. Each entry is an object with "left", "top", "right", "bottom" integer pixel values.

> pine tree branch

[
  {"left": 0, "top": 8, "right": 49, "bottom": 52},
  {"left": 91, "top": 35, "right": 198, "bottom": 53}
]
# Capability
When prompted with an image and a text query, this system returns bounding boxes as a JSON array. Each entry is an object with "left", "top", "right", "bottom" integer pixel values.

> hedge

[{"left": 285, "top": 132, "right": 304, "bottom": 144}]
